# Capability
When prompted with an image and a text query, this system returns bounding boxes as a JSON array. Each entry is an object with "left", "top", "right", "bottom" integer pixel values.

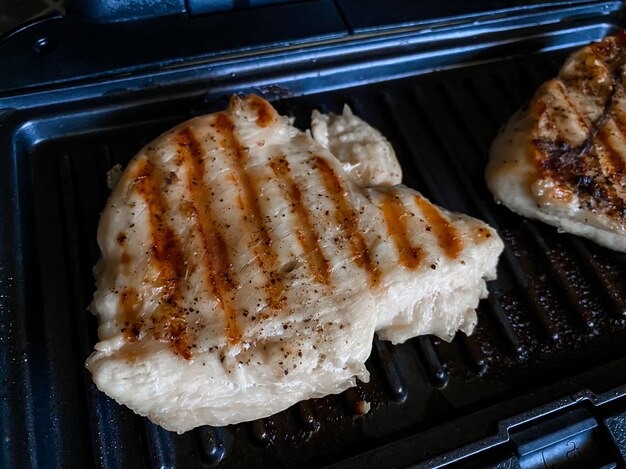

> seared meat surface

[
  {"left": 487, "top": 33, "right": 626, "bottom": 251},
  {"left": 87, "top": 95, "right": 503, "bottom": 432}
]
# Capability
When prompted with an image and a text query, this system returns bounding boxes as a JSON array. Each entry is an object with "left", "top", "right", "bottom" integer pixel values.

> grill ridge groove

[
  {"left": 489, "top": 69, "right": 527, "bottom": 110},
  {"left": 522, "top": 221, "right": 599, "bottom": 331},
  {"left": 250, "top": 419, "right": 271, "bottom": 447},
  {"left": 58, "top": 152, "right": 98, "bottom": 467},
  {"left": 378, "top": 91, "right": 454, "bottom": 208},
  {"left": 297, "top": 401, "right": 320, "bottom": 431},
  {"left": 459, "top": 334, "right": 487, "bottom": 374},
  {"left": 569, "top": 238, "right": 626, "bottom": 317},
  {"left": 486, "top": 294, "right": 524, "bottom": 356},
  {"left": 373, "top": 338, "right": 407, "bottom": 402},
  {"left": 415, "top": 337, "right": 449, "bottom": 388},
  {"left": 198, "top": 426, "right": 227, "bottom": 466},
  {"left": 145, "top": 422, "right": 176, "bottom": 468}
]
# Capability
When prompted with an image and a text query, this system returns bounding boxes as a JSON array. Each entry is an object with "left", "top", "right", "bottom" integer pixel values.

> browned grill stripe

[
  {"left": 314, "top": 156, "right": 380, "bottom": 286},
  {"left": 413, "top": 194, "right": 462, "bottom": 259},
  {"left": 529, "top": 96, "right": 553, "bottom": 172},
  {"left": 176, "top": 127, "right": 241, "bottom": 343},
  {"left": 381, "top": 192, "right": 423, "bottom": 270},
  {"left": 134, "top": 160, "right": 191, "bottom": 359},
  {"left": 596, "top": 125, "right": 626, "bottom": 182},
  {"left": 215, "top": 113, "right": 285, "bottom": 308},
  {"left": 247, "top": 94, "right": 276, "bottom": 128},
  {"left": 119, "top": 287, "right": 141, "bottom": 342},
  {"left": 270, "top": 156, "right": 331, "bottom": 285},
  {"left": 556, "top": 81, "right": 591, "bottom": 130},
  {"left": 612, "top": 103, "right": 626, "bottom": 137},
  {"left": 605, "top": 99, "right": 626, "bottom": 182}
]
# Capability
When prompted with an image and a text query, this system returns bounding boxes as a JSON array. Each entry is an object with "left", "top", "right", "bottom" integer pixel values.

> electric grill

[{"left": 2, "top": 1, "right": 626, "bottom": 467}]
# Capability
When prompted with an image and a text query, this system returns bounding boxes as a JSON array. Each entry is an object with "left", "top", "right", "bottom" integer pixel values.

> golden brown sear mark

[
  {"left": 314, "top": 156, "right": 380, "bottom": 286},
  {"left": 599, "top": 92, "right": 626, "bottom": 186},
  {"left": 270, "top": 156, "right": 331, "bottom": 285},
  {"left": 133, "top": 160, "right": 192, "bottom": 359},
  {"left": 247, "top": 94, "right": 277, "bottom": 128},
  {"left": 555, "top": 81, "right": 591, "bottom": 130},
  {"left": 214, "top": 113, "right": 286, "bottom": 309},
  {"left": 380, "top": 192, "right": 423, "bottom": 270},
  {"left": 119, "top": 287, "right": 142, "bottom": 342},
  {"left": 175, "top": 127, "right": 242, "bottom": 343},
  {"left": 414, "top": 195, "right": 462, "bottom": 259},
  {"left": 596, "top": 124, "right": 626, "bottom": 184},
  {"left": 611, "top": 101, "right": 626, "bottom": 138}
]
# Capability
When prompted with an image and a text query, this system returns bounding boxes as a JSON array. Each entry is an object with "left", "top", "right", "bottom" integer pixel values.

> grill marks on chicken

[
  {"left": 119, "top": 288, "right": 141, "bottom": 342},
  {"left": 413, "top": 194, "right": 462, "bottom": 260},
  {"left": 215, "top": 112, "right": 287, "bottom": 310},
  {"left": 123, "top": 126, "right": 395, "bottom": 358},
  {"left": 128, "top": 108, "right": 474, "bottom": 358},
  {"left": 314, "top": 155, "right": 381, "bottom": 287},
  {"left": 248, "top": 93, "right": 276, "bottom": 128},
  {"left": 176, "top": 127, "right": 242, "bottom": 344},
  {"left": 488, "top": 33, "right": 626, "bottom": 251},
  {"left": 88, "top": 95, "right": 503, "bottom": 431},
  {"left": 126, "top": 137, "right": 476, "bottom": 356},
  {"left": 381, "top": 192, "right": 423, "bottom": 270},
  {"left": 595, "top": 96, "right": 626, "bottom": 202},
  {"left": 133, "top": 160, "right": 192, "bottom": 358},
  {"left": 270, "top": 156, "right": 331, "bottom": 285}
]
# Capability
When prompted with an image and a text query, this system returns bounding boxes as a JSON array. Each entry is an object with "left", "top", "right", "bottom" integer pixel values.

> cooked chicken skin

[
  {"left": 87, "top": 95, "right": 503, "bottom": 433},
  {"left": 487, "top": 33, "right": 626, "bottom": 251}
]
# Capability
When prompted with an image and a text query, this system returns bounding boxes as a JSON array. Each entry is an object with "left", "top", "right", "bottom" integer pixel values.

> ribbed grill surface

[{"left": 9, "top": 45, "right": 626, "bottom": 468}]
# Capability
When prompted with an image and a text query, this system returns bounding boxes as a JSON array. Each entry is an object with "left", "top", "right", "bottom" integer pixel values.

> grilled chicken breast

[
  {"left": 87, "top": 95, "right": 503, "bottom": 433},
  {"left": 487, "top": 33, "right": 626, "bottom": 251}
]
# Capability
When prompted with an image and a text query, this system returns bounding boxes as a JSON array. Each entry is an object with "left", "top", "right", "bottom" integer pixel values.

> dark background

[{"left": 0, "top": 0, "right": 65, "bottom": 36}]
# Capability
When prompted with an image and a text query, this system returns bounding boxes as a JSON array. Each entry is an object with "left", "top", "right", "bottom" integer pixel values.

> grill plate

[{"left": 3, "top": 5, "right": 626, "bottom": 468}]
